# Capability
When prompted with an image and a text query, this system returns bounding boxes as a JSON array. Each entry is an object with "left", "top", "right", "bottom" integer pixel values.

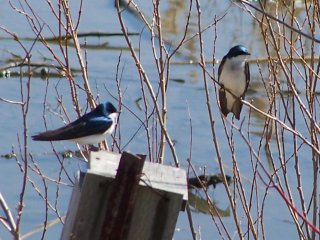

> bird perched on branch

[
  {"left": 32, "top": 102, "right": 118, "bottom": 146},
  {"left": 218, "top": 45, "right": 250, "bottom": 120}
]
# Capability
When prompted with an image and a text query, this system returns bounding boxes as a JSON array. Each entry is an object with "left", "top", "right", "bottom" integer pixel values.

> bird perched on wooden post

[
  {"left": 32, "top": 102, "right": 118, "bottom": 147},
  {"left": 218, "top": 45, "right": 250, "bottom": 120}
]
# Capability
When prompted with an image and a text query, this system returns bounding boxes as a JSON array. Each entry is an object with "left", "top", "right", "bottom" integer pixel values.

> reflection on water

[
  {"left": 187, "top": 173, "right": 232, "bottom": 216},
  {"left": 248, "top": 81, "right": 270, "bottom": 123},
  {"left": 188, "top": 191, "right": 231, "bottom": 216},
  {"left": 253, "top": 0, "right": 315, "bottom": 55},
  {"left": 162, "top": 1, "right": 186, "bottom": 37}
]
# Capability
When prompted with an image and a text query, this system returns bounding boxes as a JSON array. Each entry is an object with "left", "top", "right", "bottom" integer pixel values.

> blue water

[{"left": 0, "top": 0, "right": 319, "bottom": 239}]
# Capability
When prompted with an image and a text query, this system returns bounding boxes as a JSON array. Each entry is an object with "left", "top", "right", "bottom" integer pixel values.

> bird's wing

[
  {"left": 232, "top": 97, "right": 242, "bottom": 120},
  {"left": 32, "top": 116, "right": 113, "bottom": 141},
  {"left": 219, "top": 87, "right": 230, "bottom": 117},
  {"left": 218, "top": 57, "right": 230, "bottom": 117},
  {"left": 232, "top": 61, "right": 250, "bottom": 120},
  {"left": 242, "top": 61, "right": 250, "bottom": 98},
  {"left": 218, "top": 57, "right": 226, "bottom": 83}
]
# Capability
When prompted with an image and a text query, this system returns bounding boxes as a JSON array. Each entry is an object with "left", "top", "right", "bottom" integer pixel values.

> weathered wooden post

[{"left": 61, "top": 151, "right": 188, "bottom": 240}]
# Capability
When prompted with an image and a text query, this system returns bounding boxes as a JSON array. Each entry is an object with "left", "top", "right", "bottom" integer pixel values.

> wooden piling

[
  {"left": 100, "top": 152, "right": 145, "bottom": 239},
  {"left": 61, "top": 151, "right": 187, "bottom": 240}
]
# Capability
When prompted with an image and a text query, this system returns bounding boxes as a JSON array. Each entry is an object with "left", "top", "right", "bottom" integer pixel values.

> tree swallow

[
  {"left": 32, "top": 102, "right": 118, "bottom": 145},
  {"left": 218, "top": 45, "right": 250, "bottom": 120}
]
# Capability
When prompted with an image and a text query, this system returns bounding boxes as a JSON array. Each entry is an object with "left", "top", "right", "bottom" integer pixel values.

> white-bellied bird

[
  {"left": 32, "top": 102, "right": 118, "bottom": 145},
  {"left": 218, "top": 45, "right": 250, "bottom": 120}
]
